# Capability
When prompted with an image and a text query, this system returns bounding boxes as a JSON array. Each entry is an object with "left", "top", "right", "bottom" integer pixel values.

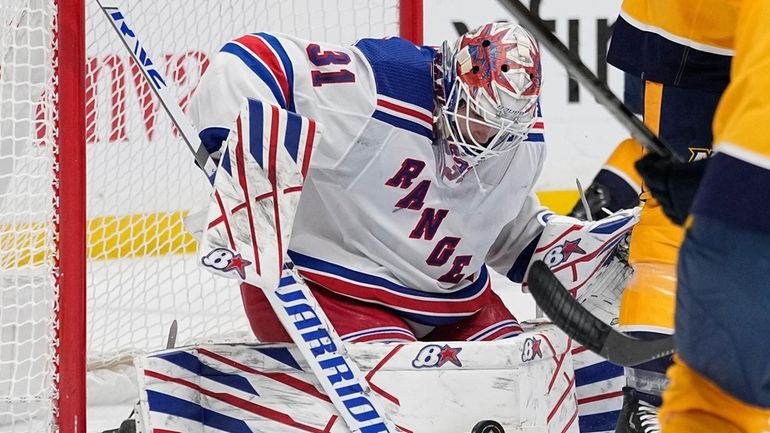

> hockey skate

[{"left": 615, "top": 387, "right": 661, "bottom": 433}]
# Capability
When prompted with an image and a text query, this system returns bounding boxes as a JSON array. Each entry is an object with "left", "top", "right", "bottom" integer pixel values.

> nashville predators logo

[{"left": 688, "top": 147, "right": 712, "bottom": 162}]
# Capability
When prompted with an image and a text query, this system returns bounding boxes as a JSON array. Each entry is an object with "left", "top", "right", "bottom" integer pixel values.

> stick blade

[
  {"left": 528, "top": 260, "right": 677, "bottom": 366},
  {"left": 527, "top": 260, "right": 611, "bottom": 354},
  {"left": 603, "top": 331, "right": 676, "bottom": 366}
]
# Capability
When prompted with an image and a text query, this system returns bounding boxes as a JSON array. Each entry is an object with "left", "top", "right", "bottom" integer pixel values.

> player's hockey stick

[
  {"left": 97, "top": 3, "right": 400, "bottom": 432},
  {"left": 96, "top": 0, "right": 218, "bottom": 179},
  {"left": 497, "top": 0, "right": 682, "bottom": 162},
  {"left": 527, "top": 260, "right": 676, "bottom": 366}
]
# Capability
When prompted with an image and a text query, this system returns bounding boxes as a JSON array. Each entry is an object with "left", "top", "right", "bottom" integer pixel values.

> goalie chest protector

[{"left": 289, "top": 36, "right": 545, "bottom": 325}]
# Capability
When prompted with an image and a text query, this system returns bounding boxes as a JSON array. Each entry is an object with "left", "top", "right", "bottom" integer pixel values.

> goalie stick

[
  {"left": 527, "top": 260, "right": 676, "bottom": 366},
  {"left": 97, "top": 3, "right": 400, "bottom": 432},
  {"left": 496, "top": 0, "right": 682, "bottom": 162},
  {"left": 96, "top": 0, "right": 217, "bottom": 179}
]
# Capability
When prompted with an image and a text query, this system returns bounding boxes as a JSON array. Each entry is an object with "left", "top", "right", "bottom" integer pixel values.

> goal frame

[{"left": 54, "top": 1, "right": 423, "bottom": 431}]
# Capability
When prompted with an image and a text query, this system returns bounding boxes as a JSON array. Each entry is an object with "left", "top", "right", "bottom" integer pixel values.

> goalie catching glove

[{"left": 524, "top": 207, "right": 640, "bottom": 324}]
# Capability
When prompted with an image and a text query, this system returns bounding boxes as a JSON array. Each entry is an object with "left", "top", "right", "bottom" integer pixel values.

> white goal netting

[{"left": 0, "top": 1, "right": 403, "bottom": 431}]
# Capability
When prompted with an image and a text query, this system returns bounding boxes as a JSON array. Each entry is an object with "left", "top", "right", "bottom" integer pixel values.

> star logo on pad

[
  {"left": 224, "top": 253, "right": 251, "bottom": 279},
  {"left": 561, "top": 239, "right": 586, "bottom": 261},
  {"left": 531, "top": 338, "right": 542, "bottom": 358},
  {"left": 437, "top": 344, "right": 463, "bottom": 367},
  {"left": 522, "top": 337, "right": 543, "bottom": 362}
]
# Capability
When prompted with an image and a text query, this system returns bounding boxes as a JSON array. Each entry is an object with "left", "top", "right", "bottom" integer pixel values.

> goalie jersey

[{"left": 189, "top": 33, "right": 548, "bottom": 326}]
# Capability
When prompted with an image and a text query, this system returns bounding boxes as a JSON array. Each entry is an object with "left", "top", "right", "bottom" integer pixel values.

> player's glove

[
  {"left": 634, "top": 152, "right": 709, "bottom": 226},
  {"left": 523, "top": 208, "right": 640, "bottom": 299}
]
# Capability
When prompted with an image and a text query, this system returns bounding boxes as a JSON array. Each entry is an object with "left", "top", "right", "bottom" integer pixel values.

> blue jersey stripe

[
  {"left": 608, "top": 16, "right": 731, "bottom": 92},
  {"left": 507, "top": 233, "right": 541, "bottom": 283},
  {"left": 288, "top": 250, "right": 488, "bottom": 300},
  {"left": 256, "top": 32, "right": 295, "bottom": 113},
  {"left": 578, "top": 409, "right": 622, "bottom": 433},
  {"left": 283, "top": 111, "right": 302, "bottom": 162},
  {"left": 221, "top": 42, "right": 287, "bottom": 109},
  {"left": 247, "top": 98, "right": 264, "bottom": 168},
  {"left": 398, "top": 309, "right": 476, "bottom": 326},
  {"left": 355, "top": 38, "right": 435, "bottom": 112},
  {"left": 154, "top": 352, "right": 259, "bottom": 396},
  {"left": 147, "top": 390, "right": 252, "bottom": 433},
  {"left": 372, "top": 110, "right": 432, "bottom": 139},
  {"left": 524, "top": 133, "right": 545, "bottom": 143},
  {"left": 694, "top": 152, "right": 770, "bottom": 233},
  {"left": 575, "top": 359, "right": 624, "bottom": 387}
]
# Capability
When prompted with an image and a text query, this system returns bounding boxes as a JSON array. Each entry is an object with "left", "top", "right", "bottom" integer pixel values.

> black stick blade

[
  {"left": 527, "top": 260, "right": 677, "bottom": 366},
  {"left": 528, "top": 260, "right": 611, "bottom": 354}
]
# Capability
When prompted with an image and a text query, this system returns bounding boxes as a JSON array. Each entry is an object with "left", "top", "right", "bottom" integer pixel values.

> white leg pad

[{"left": 134, "top": 322, "right": 578, "bottom": 433}]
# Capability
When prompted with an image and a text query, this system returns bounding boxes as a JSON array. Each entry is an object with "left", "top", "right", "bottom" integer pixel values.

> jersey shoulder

[
  {"left": 353, "top": 37, "right": 437, "bottom": 138},
  {"left": 353, "top": 37, "right": 436, "bottom": 110},
  {"left": 217, "top": 32, "right": 377, "bottom": 113}
]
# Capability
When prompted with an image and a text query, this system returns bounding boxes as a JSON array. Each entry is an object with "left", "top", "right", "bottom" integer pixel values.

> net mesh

[
  {"left": 0, "top": 0, "right": 58, "bottom": 430},
  {"left": 0, "top": 0, "right": 400, "bottom": 430}
]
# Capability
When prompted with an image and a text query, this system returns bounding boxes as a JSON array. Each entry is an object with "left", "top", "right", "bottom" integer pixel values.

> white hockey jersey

[{"left": 189, "top": 33, "right": 549, "bottom": 326}]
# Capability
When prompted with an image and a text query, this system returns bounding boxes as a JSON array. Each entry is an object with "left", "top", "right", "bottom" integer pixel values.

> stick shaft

[
  {"left": 498, "top": 0, "right": 682, "bottom": 161},
  {"left": 96, "top": 0, "right": 218, "bottom": 177},
  {"left": 97, "top": 4, "right": 397, "bottom": 431}
]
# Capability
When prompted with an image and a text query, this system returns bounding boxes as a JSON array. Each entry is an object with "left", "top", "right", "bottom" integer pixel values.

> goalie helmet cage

[{"left": 0, "top": 0, "right": 423, "bottom": 432}]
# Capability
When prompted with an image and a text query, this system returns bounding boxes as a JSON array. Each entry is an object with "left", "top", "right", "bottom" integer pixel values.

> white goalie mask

[{"left": 437, "top": 23, "right": 542, "bottom": 170}]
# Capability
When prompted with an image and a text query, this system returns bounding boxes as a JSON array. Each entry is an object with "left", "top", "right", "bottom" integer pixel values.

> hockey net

[{"left": 0, "top": 0, "right": 420, "bottom": 431}]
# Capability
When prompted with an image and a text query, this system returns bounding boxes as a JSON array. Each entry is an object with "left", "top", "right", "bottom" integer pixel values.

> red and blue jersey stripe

[
  {"left": 356, "top": 37, "right": 436, "bottom": 139},
  {"left": 221, "top": 33, "right": 295, "bottom": 112},
  {"left": 373, "top": 95, "right": 433, "bottom": 138},
  {"left": 288, "top": 250, "right": 491, "bottom": 326}
]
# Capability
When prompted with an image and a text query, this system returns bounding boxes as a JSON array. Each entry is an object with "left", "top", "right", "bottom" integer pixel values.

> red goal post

[{"left": 0, "top": 1, "right": 423, "bottom": 432}]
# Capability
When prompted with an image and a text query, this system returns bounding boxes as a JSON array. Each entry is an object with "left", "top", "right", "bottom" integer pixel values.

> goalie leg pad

[
  {"left": 572, "top": 346, "right": 625, "bottom": 433},
  {"left": 133, "top": 323, "right": 579, "bottom": 433}
]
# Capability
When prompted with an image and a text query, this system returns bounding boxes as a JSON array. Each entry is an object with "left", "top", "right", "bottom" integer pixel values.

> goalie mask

[{"left": 437, "top": 22, "right": 542, "bottom": 171}]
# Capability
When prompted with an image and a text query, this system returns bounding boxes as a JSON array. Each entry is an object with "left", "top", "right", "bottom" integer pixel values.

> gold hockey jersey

[{"left": 608, "top": 0, "right": 740, "bottom": 91}]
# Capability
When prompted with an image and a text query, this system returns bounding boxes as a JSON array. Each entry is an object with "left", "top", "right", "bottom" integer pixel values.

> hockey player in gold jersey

[
  {"left": 573, "top": 1, "right": 741, "bottom": 431},
  {"left": 652, "top": 1, "right": 770, "bottom": 431}
]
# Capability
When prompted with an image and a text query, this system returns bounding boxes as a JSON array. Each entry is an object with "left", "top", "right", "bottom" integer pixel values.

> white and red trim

[{"left": 376, "top": 95, "right": 433, "bottom": 131}]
